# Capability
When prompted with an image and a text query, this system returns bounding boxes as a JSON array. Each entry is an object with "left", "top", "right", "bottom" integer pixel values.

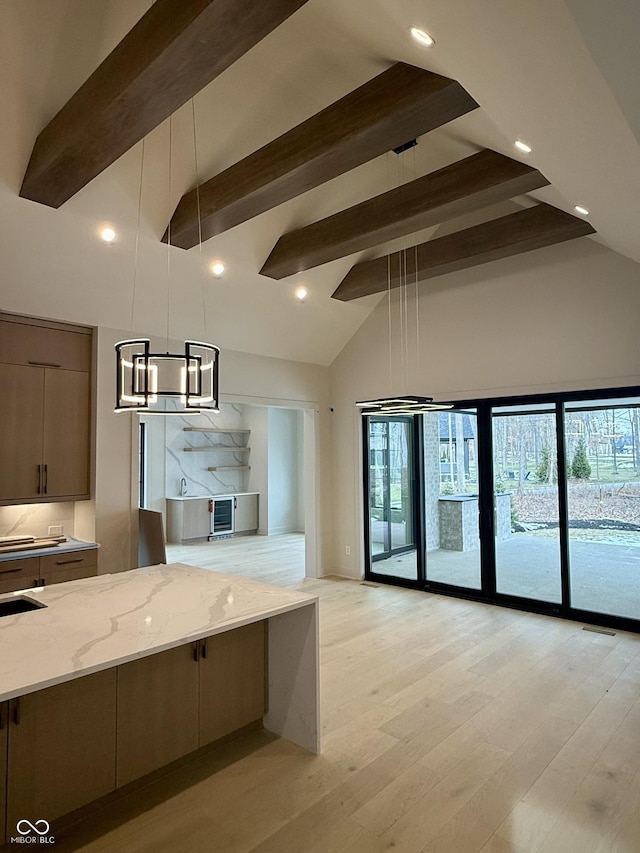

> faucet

[{"left": 180, "top": 477, "right": 187, "bottom": 496}]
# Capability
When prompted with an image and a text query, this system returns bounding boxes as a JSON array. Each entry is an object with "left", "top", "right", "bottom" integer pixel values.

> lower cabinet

[
  {"left": 4, "top": 670, "right": 116, "bottom": 838},
  {"left": 1, "top": 622, "right": 267, "bottom": 841},
  {"left": 39, "top": 549, "right": 98, "bottom": 586},
  {"left": 1, "top": 702, "right": 7, "bottom": 844},
  {"left": 199, "top": 621, "right": 266, "bottom": 746},
  {"left": 234, "top": 494, "right": 259, "bottom": 534},
  {"left": 116, "top": 622, "right": 267, "bottom": 784},
  {"left": 0, "top": 548, "right": 98, "bottom": 594},
  {"left": 0, "top": 558, "right": 39, "bottom": 595},
  {"left": 167, "top": 494, "right": 259, "bottom": 543},
  {"left": 166, "top": 499, "right": 210, "bottom": 543},
  {"left": 116, "top": 643, "right": 200, "bottom": 787}
]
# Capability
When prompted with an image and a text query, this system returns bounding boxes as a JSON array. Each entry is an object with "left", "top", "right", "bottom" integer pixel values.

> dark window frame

[{"left": 363, "top": 384, "right": 640, "bottom": 633}]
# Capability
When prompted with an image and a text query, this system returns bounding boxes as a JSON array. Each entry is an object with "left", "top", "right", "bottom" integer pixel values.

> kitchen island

[{"left": 0, "top": 564, "right": 319, "bottom": 843}]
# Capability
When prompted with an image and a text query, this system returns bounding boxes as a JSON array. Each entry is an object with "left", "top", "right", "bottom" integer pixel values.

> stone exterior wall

[
  {"left": 424, "top": 413, "right": 441, "bottom": 550},
  {"left": 495, "top": 492, "right": 513, "bottom": 541},
  {"left": 438, "top": 497, "right": 479, "bottom": 551},
  {"left": 438, "top": 493, "right": 513, "bottom": 551}
]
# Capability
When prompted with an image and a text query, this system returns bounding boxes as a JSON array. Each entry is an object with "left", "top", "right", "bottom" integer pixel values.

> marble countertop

[
  {"left": 0, "top": 563, "right": 316, "bottom": 702},
  {"left": 167, "top": 493, "right": 259, "bottom": 501},
  {"left": 0, "top": 536, "right": 98, "bottom": 563}
]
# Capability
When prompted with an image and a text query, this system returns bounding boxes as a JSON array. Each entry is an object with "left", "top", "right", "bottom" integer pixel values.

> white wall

[
  {"left": 246, "top": 406, "right": 269, "bottom": 534},
  {"left": 267, "top": 408, "right": 305, "bottom": 535},
  {"left": 140, "top": 414, "right": 166, "bottom": 514},
  {"left": 329, "top": 240, "right": 640, "bottom": 580}
]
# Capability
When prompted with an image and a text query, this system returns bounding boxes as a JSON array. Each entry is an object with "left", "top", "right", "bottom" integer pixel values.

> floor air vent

[
  {"left": 361, "top": 582, "right": 380, "bottom": 588},
  {"left": 582, "top": 626, "right": 616, "bottom": 636}
]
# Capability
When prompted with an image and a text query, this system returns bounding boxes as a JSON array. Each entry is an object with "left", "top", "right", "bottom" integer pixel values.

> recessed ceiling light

[
  {"left": 410, "top": 27, "right": 435, "bottom": 47},
  {"left": 295, "top": 286, "right": 308, "bottom": 302},
  {"left": 514, "top": 140, "right": 532, "bottom": 154},
  {"left": 210, "top": 261, "right": 225, "bottom": 276},
  {"left": 574, "top": 205, "right": 590, "bottom": 216},
  {"left": 100, "top": 227, "right": 116, "bottom": 243}
]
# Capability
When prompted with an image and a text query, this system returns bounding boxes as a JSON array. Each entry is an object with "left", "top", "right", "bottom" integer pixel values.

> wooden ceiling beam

[
  {"left": 19, "top": 0, "right": 310, "bottom": 208},
  {"left": 260, "top": 149, "right": 549, "bottom": 279},
  {"left": 167, "top": 63, "right": 479, "bottom": 248},
  {"left": 332, "top": 204, "right": 596, "bottom": 301}
]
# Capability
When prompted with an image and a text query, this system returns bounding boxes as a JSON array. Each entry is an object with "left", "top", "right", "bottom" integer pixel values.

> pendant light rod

[
  {"left": 356, "top": 146, "right": 450, "bottom": 417},
  {"left": 115, "top": 101, "right": 220, "bottom": 415}
]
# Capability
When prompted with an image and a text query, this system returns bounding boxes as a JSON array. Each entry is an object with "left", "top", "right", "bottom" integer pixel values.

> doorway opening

[{"left": 138, "top": 400, "right": 319, "bottom": 579}]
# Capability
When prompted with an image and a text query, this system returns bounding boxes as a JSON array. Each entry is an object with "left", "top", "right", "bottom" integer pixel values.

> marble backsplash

[
  {"left": 0, "top": 502, "right": 76, "bottom": 539},
  {"left": 166, "top": 404, "right": 251, "bottom": 498}
]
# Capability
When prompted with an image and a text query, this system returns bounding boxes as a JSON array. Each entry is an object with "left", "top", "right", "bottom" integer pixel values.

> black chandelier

[{"left": 115, "top": 339, "right": 219, "bottom": 414}]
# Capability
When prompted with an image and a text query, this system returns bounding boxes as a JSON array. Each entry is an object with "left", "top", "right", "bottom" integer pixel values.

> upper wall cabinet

[{"left": 0, "top": 315, "right": 93, "bottom": 505}]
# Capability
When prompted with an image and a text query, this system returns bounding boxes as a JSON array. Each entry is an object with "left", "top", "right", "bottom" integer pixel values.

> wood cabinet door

[
  {"left": 5, "top": 670, "right": 116, "bottom": 833},
  {"left": 116, "top": 644, "right": 199, "bottom": 787},
  {"left": 40, "top": 564, "right": 97, "bottom": 586},
  {"left": 0, "top": 320, "right": 91, "bottom": 371},
  {"left": 199, "top": 621, "right": 267, "bottom": 747},
  {"left": 234, "top": 494, "right": 258, "bottom": 532},
  {"left": 42, "top": 369, "right": 90, "bottom": 498},
  {"left": 183, "top": 499, "right": 211, "bottom": 539},
  {"left": 0, "top": 363, "right": 44, "bottom": 502},
  {"left": 0, "top": 558, "right": 40, "bottom": 595},
  {"left": 1, "top": 702, "right": 7, "bottom": 844}
]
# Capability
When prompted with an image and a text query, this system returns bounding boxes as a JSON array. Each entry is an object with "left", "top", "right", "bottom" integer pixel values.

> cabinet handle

[
  {"left": 193, "top": 642, "right": 200, "bottom": 662},
  {"left": 0, "top": 566, "right": 22, "bottom": 576},
  {"left": 0, "top": 703, "right": 5, "bottom": 730},
  {"left": 11, "top": 698, "right": 20, "bottom": 726},
  {"left": 37, "top": 463, "right": 41, "bottom": 495},
  {"left": 28, "top": 360, "right": 61, "bottom": 368},
  {"left": 55, "top": 558, "right": 83, "bottom": 565},
  {"left": 43, "top": 464, "right": 48, "bottom": 494},
  {"left": 201, "top": 638, "right": 207, "bottom": 659}
]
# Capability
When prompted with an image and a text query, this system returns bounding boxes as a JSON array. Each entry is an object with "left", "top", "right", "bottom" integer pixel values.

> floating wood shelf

[
  {"left": 207, "top": 466, "right": 251, "bottom": 472},
  {"left": 183, "top": 427, "right": 251, "bottom": 434},
  {"left": 183, "top": 446, "right": 251, "bottom": 452}
]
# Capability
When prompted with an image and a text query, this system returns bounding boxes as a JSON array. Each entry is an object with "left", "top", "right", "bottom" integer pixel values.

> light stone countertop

[
  {"left": 166, "top": 493, "right": 259, "bottom": 501},
  {"left": 0, "top": 563, "right": 317, "bottom": 703},
  {"left": 0, "top": 536, "right": 98, "bottom": 563}
]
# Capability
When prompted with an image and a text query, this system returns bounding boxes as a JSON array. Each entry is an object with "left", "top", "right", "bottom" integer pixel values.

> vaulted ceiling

[{"left": 1, "top": 0, "right": 639, "bottom": 365}]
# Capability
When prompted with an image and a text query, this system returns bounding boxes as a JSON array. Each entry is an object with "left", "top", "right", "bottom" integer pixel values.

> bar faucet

[{"left": 180, "top": 477, "right": 187, "bottom": 496}]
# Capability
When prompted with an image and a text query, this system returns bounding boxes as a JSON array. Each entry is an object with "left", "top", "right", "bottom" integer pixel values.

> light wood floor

[{"left": 51, "top": 534, "right": 640, "bottom": 853}]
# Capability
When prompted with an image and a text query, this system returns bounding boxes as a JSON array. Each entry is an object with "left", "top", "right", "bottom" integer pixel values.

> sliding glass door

[
  {"left": 492, "top": 405, "right": 562, "bottom": 604},
  {"left": 362, "top": 388, "right": 640, "bottom": 631},
  {"left": 423, "top": 409, "right": 481, "bottom": 589},
  {"left": 367, "top": 417, "right": 417, "bottom": 580},
  {"left": 565, "top": 398, "right": 640, "bottom": 621}
]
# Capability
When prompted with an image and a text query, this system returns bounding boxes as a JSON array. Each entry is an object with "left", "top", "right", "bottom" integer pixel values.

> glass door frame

[
  {"left": 361, "top": 385, "right": 640, "bottom": 634},
  {"left": 487, "top": 400, "right": 568, "bottom": 614},
  {"left": 363, "top": 415, "right": 425, "bottom": 587}
]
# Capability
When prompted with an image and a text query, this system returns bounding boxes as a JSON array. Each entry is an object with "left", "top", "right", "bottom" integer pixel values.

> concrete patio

[{"left": 372, "top": 533, "right": 640, "bottom": 621}]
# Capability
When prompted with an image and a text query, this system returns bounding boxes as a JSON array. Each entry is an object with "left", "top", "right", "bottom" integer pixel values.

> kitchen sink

[{"left": 0, "top": 596, "right": 47, "bottom": 618}]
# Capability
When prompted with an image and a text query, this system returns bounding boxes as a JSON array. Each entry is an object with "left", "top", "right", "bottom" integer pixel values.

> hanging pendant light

[
  {"left": 115, "top": 339, "right": 219, "bottom": 414},
  {"left": 115, "top": 99, "right": 219, "bottom": 415},
  {"left": 356, "top": 395, "right": 451, "bottom": 415},
  {"left": 356, "top": 143, "right": 450, "bottom": 417}
]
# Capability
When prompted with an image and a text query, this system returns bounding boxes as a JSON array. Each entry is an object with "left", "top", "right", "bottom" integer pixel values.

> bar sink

[{"left": 0, "top": 596, "right": 47, "bottom": 618}]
